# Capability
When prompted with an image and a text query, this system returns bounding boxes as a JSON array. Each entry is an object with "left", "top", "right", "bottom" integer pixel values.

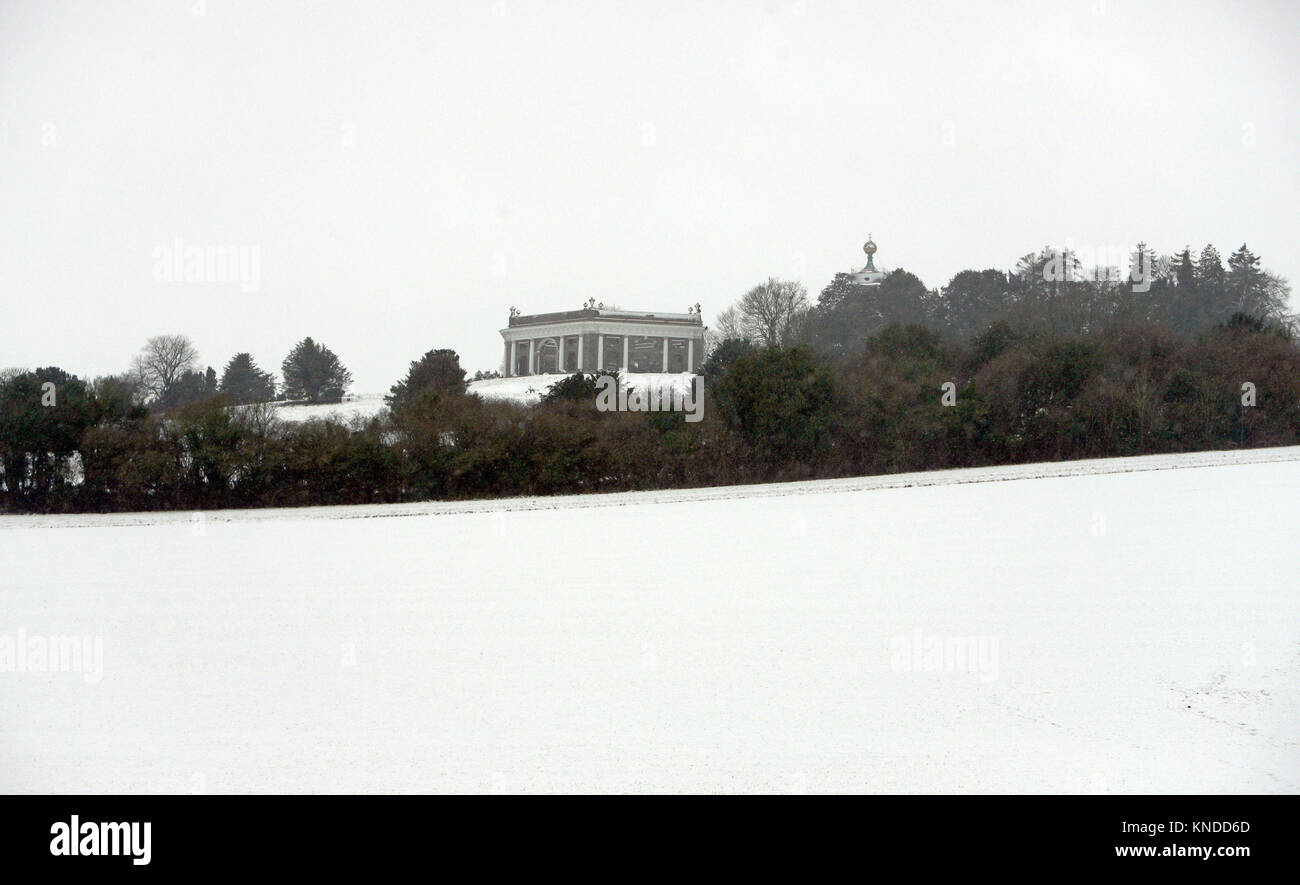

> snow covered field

[{"left": 2, "top": 448, "right": 1298, "bottom": 793}]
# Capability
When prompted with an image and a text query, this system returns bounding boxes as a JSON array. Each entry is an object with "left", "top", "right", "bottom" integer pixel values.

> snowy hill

[
  {"left": 272, "top": 394, "right": 388, "bottom": 423},
  {"left": 265, "top": 373, "right": 699, "bottom": 420},
  {"left": 2, "top": 447, "right": 1298, "bottom": 793},
  {"left": 468, "top": 372, "right": 697, "bottom": 405}
]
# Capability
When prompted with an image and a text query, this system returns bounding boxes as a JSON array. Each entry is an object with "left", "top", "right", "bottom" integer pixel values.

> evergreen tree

[
  {"left": 942, "top": 269, "right": 1013, "bottom": 339},
  {"left": 386, "top": 348, "right": 467, "bottom": 411},
  {"left": 0, "top": 367, "right": 96, "bottom": 499},
  {"left": 1174, "top": 246, "right": 1196, "bottom": 288},
  {"left": 1227, "top": 243, "right": 1265, "bottom": 313},
  {"left": 1128, "top": 242, "right": 1156, "bottom": 293},
  {"left": 713, "top": 346, "right": 835, "bottom": 464},
  {"left": 219, "top": 353, "right": 277, "bottom": 404},
  {"left": 1195, "top": 244, "right": 1226, "bottom": 290},
  {"left": 807, "top": 268, "right": 939, "bottom": 356},
  {"left": 700, "top": 337, "right": 759, "bottom": 379},
  {"left": 539, "top": 370, "right": 617, "bottom": 404},
  {"left": 158, "top": 366, "right": 219, "bottom": 410},
  {"left": 281, "top": 337, "right": 353, "bottom": 404}
]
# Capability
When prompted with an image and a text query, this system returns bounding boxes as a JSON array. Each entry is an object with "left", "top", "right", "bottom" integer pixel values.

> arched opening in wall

[{"left": 537, "top": 338, "right": 559, "bottom": 373}]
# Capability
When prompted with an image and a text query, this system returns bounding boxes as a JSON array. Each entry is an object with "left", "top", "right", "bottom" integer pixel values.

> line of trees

[
  {"left": 2, "top": 241, "right": 1297, "bottom": 513},
  {"left": 705, "top": 242, "right": 1293, "bottom": 359},
  {"left": 783, "top": 241, "right": 1293, "bottom": 357},
  {"left": 112, "top": 334, "right": 354, "bottom": 410}
]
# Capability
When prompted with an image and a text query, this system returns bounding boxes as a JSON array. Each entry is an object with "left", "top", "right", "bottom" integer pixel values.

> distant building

[{"left": 501, "top": 300, "right": 706, "bottom": 376}]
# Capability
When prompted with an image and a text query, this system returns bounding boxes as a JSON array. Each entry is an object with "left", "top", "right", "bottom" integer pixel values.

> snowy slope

[
  {"left": 259, "top": 372, "right": 697, "bottom": 419},
  {"left": 465, "top": 374, "right": 553, "bottom": 403},
  {"left": 2, "top": 448, "right": 1298, "bottom": 793},
  {"left": 273, "top": 394, "right": 388, "bottom": 423},
  {"left": 468, "top": 372, "right": 697, "bottom": 405}
]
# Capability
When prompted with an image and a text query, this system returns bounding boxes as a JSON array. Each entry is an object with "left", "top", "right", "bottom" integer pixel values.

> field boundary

[{"left": 3, "top": 445, "right": 1298, "bottom": 531}]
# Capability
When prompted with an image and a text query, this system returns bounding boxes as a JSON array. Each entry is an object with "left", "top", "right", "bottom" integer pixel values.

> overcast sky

[{"left": 3, "top": 0, "right": 1298, "bottom": 391}]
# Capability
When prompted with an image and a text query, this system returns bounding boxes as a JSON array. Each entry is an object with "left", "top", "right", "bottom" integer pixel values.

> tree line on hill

[
  {"left": 2, "top": 240, "right": 1297, "bottom": 513},
  {"left": 713, "top": 242, "right": 1293, "bottom": 354},
  {"left": 122, "top": 333, "right": 354, "bottom": 411}
]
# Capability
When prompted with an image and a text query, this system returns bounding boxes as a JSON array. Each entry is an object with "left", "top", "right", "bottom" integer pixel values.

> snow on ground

[
  {"left": 466, "top": 374, "right": 553, "bottom": 403},
  {"left": 2, "top": 447, "right": 1298, "bottom": 793},
  {"left": 260, "top": 373, "right": 697, "bottom": 419},
  {"left": 273, "top": 394, "right": 388, "bottom": 423},
  {"left": 467, "top": 372, "right": 697, "bottom": 405}
]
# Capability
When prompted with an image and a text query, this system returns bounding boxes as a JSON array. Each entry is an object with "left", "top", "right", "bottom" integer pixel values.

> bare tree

[
  {"left": 714, "top": 305, "right": 746, "bottom": 341},
  {"left": 132, "top": 334, "right": 198, "bottom": 402},
  {"left": 232, "top": 400, "right": 282, "bottom": 440},
  {"left": 738, "top": 278, "right": 810, "bottom": 348},
  {"left": 1252, "top": 271, "right": 1293, "bottom": 326}
]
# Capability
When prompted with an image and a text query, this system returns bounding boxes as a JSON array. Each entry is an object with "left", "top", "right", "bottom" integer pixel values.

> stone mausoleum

[{"left": 501, "top": 299, "right": 706, "bottom": 376}]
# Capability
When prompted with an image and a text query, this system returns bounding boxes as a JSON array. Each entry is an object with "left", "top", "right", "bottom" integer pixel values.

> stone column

[
  {"left": 510, "top": 339, "right": 518, "bottom": 377},
  {"left": 621, "top": 336, "right": 629, "bottom": 372},
  {"left": 558, "top": 337, "right": 565, "bottom": 373},
  {"left": 528, "top": 339, "right": 536, "bottom": 375},
  {"left": 687, "top": 339, "right": 694, "bottom": 373},
  {"left": 597, "top": 334, "right": 604, "bottom": 371},
  {"left": 661, "top": 337, "right": 669, "bottom": 373},
  {"left": 577, "top": 335, "right": 584, "bottom": 372}
]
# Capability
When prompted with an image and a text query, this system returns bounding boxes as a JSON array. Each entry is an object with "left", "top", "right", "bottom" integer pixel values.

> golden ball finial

[{"left": 863, "top": 236, "right": 877, "bottom": 256}]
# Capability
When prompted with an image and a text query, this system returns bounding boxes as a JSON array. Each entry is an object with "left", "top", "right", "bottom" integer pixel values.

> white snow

[
  {"left": 254, "top": 373, "right": 698, "bottom": 419},
  {"left": 2, "top": 447, "right": 1298, "bottom": 793},
  {"left": 465, "top": 374, "right": 555, "bottom": 403},
  {"left": 468, "top": 372, "right": 698, "bottom": 405},
  {"left": 272, "top": 394, "right": 388, "bottom": 424}
]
